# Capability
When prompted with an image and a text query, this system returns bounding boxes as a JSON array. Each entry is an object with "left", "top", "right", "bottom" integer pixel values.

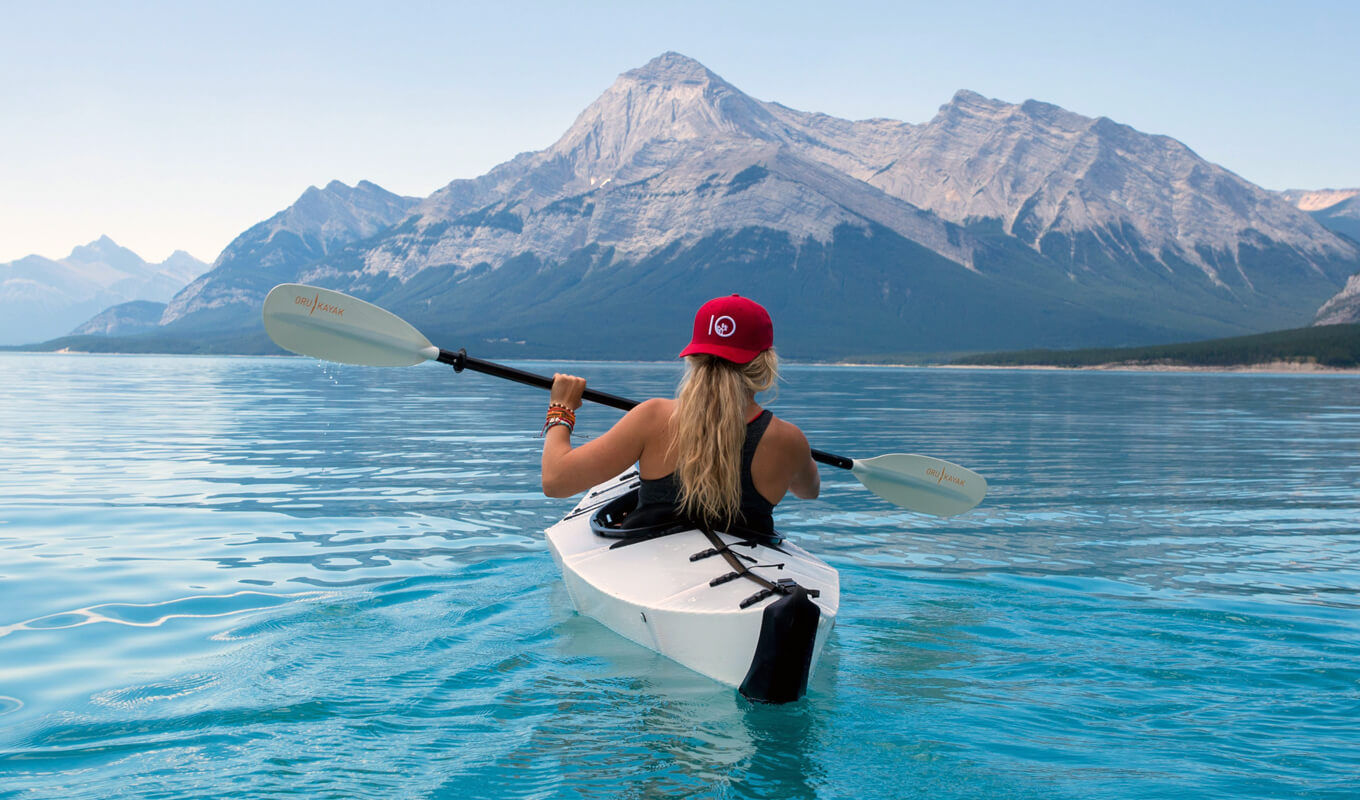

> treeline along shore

[
  {"left": 7, "top": 320, "right": 1357, "bottom": 374},
  {"left": 947, "top": 324, "right": 1360, "bottom": 371}
]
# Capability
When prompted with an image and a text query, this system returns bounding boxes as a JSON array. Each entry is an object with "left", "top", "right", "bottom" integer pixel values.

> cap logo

[{"left": 709, "top": 314, "right": 737, "bottom": 338}]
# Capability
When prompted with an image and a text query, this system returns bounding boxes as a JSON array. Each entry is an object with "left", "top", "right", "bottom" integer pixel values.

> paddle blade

[
  {"left": 262, "top": 284, "right": 440, "bottom": 367},
  {"left": 850, "top": 454, "right": 987, "bottom": 517}
]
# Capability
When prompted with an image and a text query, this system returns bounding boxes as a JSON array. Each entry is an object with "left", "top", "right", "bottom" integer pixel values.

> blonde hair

[{"left": 671, "top": 350, "right": 779, "bottom": 525}]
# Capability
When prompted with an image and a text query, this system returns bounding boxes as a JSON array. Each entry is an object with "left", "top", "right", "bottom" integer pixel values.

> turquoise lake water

[{"left": 0, "top": 353, "right": 1356, "bottom": 799}]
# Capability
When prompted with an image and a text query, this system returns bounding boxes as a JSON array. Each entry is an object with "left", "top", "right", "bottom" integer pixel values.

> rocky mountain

[
  {"left": 344, "top": 54, "right": 970, "bottom": 280},
  {"left": 0, "top": 238, "right": 205, "bottom": 345},
  {"left": 1314, "top": 273, "right": 1360, "bottom": 325},
  {"left": 872, "top": 92, "right": 1352, "bottom": 277},
  {"left": 71, "top": 300, "right": 168, "bottom": 336},
  {"left": 1278, "top": 189, "right": 1360, "bottom": 325},
  {"left": 159, "top": 180, "right": 420, "bottom": 330},
  {"left": 1282, "top": 188, "right": 1360, "bottom": 243},
  {"left": 61, "top": 53, "right": 1360, "bottom": 358}
]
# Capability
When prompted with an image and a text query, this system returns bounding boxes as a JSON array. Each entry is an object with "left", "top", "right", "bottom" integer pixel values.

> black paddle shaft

[
  {"left": 437, "top": 348, "right": 638, "bottom": 412},
  {"left": 436, "top": 347, "right": 852, "bottom": 470}
]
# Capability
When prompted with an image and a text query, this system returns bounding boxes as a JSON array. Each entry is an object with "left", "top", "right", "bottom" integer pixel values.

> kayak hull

[{"left": 545, "top": 471, "right": 839, "bottom": 702}]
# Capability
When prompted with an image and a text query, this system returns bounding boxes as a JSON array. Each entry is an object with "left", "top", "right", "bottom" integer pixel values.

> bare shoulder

[
  {"left": 616, "top": 397, "right": 675, "bottom": 441},
  {"left": 632, "top": 397, "right": 675, "bottom": 424},
  {"left": 765, "top": 414, "right": 811, "bottom": 454}
]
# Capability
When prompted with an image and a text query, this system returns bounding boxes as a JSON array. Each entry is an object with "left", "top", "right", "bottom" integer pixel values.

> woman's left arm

[{"left": 540, "top": 374, "right": 657, "bottom": 498}]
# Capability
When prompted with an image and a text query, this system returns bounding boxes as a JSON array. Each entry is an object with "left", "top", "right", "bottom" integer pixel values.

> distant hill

[
  {"left": 9, "top": 181, "right": 423, "bottom": 354},
  {"left": 0, "top": 238, "right": 205, "bottom": 345},
  {"left": 949, "top": 323, "right": 1360, "bottom": 369},
  {"left": 70, "top": 300, "right": 168, "bottom": 336}
]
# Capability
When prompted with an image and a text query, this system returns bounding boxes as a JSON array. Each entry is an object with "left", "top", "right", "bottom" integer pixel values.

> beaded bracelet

[
  {"left": 542, "top": 419, "right": 573, "bottom": 436},
  {"left": 542, "top": 403, "right": 576, "bottom": 437},
  {"left": 547, "top": 403, "right": 576, "bottom": 425}
]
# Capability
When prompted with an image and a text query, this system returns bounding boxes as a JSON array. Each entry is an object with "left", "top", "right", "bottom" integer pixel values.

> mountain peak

[
  {"left": 544, "top": 52, "right": 782, "bottom": 187},
  {"left": 69, "top": 234, "right": 124, "bottom": 256},
  {"left": 277, "top": 179, "right": 414, "bottom": 236},
  {"left": 943, "top": 90, "right": 1006, "bottom": 112},
  {"left": 622, "top": 51, "right": 725, "bottom": 86},
  {"left": 296, "top": 181, "right": 356, "bottom": 207},
  {"left": 161, "top": 250, "right": 207, "bottom": 271},
  {"left": 300, "top": 180, "right": 399, "bottom": 204},
  {"left": 940, "top": 90, "right": 1087, "bottom": 130},
  {"left": 67, "top": 236, "right": 144, "bottom": 269},
  {"left": 948, "top": 89, "right": 993, "bottom": 103}
]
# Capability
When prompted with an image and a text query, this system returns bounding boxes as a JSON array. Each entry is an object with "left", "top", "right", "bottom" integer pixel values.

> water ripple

[
  {"left": 1, "top": 356, "right": 1358, "bottom": 799},
  {"left": 0, "top": 591, "right": 321, "bottom": 637}
]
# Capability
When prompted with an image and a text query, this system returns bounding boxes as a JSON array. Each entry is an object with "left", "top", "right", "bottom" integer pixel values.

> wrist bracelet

[
  {"left": 542, "top": 404, "right": 576, "bottom": 437},
  {"left": 542, "top": 418, "right": 574, "bottom": 436}
]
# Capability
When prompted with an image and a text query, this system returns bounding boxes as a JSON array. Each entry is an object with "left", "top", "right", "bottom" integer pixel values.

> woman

[{"left": 540, "top": 294, "right": 819, "bottom": 535}]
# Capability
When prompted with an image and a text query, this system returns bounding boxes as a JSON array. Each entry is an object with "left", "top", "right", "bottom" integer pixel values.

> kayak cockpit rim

[{"left": 587, "top": 477, "right": 785, "bottom": 548}]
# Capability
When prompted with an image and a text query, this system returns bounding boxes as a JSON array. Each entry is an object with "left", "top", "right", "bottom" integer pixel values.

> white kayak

[{"left": 545, "top": 470, "right": 840, "bottom": 703}]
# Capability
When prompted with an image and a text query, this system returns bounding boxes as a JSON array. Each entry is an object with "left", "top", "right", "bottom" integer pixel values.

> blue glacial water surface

[{"left": 0, "top": 352, "right": 1357, "bottom": 799}]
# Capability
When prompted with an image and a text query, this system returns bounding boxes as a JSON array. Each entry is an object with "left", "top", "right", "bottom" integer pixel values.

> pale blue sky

[{"left": 3, "top": 0, "right": 1357, "bottom": 264}]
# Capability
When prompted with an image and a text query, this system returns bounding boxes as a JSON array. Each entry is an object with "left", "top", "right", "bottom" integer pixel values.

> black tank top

[{"left": 629, "top": 409, "right": 777, "bottom": 535}]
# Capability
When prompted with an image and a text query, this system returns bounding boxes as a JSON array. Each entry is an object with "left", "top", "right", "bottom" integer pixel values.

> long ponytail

[{"left": 671, "top": 350, "right": 779, "bottom": 525}]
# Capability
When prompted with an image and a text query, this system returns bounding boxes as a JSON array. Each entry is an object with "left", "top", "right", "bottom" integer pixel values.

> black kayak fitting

[{"left": 739, "top": 585, "right": 822, "bottom": 704}]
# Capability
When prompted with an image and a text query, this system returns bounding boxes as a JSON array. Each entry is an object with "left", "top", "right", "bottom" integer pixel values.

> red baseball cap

[{"left": 678, "top": 294, "right": 773, "bottom": 364}]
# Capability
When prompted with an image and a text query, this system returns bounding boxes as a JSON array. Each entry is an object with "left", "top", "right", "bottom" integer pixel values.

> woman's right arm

[
  {"left": 789, "top": 453, "right": 820, "bottom": 500},
  {"left": 783, "top": 423, "right": 820, "bottom": 500}
]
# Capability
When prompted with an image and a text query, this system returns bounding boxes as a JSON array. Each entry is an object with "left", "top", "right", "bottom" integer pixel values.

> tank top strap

[
  {"left": 739, "top": 410, "right": 776, "bottom": 531},
  {"left": 741, "top": 409, "right": 774, "bottom": 472}
]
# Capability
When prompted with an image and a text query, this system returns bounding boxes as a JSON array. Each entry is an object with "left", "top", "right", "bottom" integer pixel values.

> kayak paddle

[{"left": 262, "top": 283, "right": 988, "bottom": 516}]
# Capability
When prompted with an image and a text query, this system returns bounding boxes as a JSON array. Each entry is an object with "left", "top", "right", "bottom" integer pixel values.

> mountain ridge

[
  {"left": 0, "top": 238, "right": 206, "bottom": 345},
  {"left": 32, "top": 52, "right": 1360, "bottom": 357},
  {"left": 159, "top": 180, "right": 420, "bottom": 326}
]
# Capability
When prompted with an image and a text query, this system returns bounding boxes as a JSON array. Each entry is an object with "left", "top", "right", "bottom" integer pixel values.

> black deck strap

[
  {"left": 700, "top": 527, "right": 814, "bottom": 609},
  {"left": 740, "top": 589, "right": 775, "bottom": 609},
  {"left": 698, "top": 530, "right": 820, "bottom": 605},
  {"left": 689, "top": 545, "right": 757, "bottom": 564},
  {"left": 700, "top": 529, "right": 779, "bottom": 594},
  {"left": 710, "top": 571, "right": 741, "bottom": 587},
  {"left": 740, "top": 577, "right": 818, "bottom": 609}
]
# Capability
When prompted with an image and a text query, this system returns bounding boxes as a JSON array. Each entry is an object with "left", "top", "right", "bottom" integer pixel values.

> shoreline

[
  {"left": 9, "top": 350, "right": 1360, "bottom": 375},
  {"left": 932, "top": 360, "right": 1360, "bottom": 375}
]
